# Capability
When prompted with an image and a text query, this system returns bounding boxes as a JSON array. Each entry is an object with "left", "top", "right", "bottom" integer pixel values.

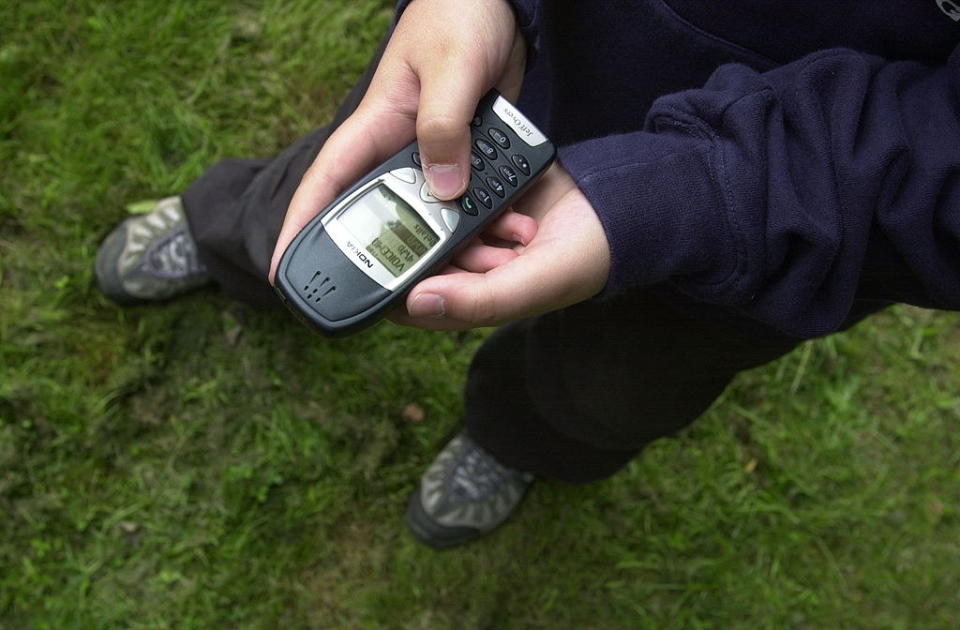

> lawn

[{"left": 1, "top": 1, "right": 958, "bottom": 628}]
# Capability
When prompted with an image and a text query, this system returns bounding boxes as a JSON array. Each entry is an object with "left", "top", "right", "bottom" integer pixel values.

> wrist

[{"left": 559, "top": 132, "right": 737, "bottom": 298}]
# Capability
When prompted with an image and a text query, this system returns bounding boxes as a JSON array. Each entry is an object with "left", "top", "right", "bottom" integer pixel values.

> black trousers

[{"left": 180, "top": 34, "right": 864, "bottom": 483}]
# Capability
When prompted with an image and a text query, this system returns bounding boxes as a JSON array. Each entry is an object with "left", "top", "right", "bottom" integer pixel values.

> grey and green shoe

[
  {"left": 95, "top": 196, "right": 210, "bottom": 305},
  {"left": 406, "top": 432, "right": 534, "bottom": 549}
]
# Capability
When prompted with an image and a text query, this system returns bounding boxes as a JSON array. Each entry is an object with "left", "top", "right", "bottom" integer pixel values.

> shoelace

[
  {"left": 450, "top": 446, "right": 516, "bottom": 501},
  {"left": 144, "top": 229, "right": 206, "bottom": 278}
]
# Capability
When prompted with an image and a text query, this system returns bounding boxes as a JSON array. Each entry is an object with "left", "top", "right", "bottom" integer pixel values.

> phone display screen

[{"left": 338, "top": 184, "right": 440, "bottom": 278}]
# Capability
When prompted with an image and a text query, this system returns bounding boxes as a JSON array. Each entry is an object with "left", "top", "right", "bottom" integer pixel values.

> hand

[
  {"left": 269, "top": 0, "right": 525, "bottom": 283},
  {"left": 390, "top": 165, "right": 611, "bottom": 330}
]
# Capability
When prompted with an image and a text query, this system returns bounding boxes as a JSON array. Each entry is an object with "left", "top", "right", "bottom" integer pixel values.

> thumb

[
  {"left": 415, "top": 67, "right": 483, "bottom": 201},
  {"left": 403, "top": 255, "right": 585, "bottom": 329}
]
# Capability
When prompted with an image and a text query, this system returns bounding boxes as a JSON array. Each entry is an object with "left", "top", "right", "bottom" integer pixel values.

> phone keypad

[{"left": 408, "top": 117, "right": 539, "bottom": 228}]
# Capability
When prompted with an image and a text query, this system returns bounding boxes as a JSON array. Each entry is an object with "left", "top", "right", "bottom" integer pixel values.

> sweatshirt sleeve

[{"left": 560, "top": 45, "right": 960, "bottom": 338}]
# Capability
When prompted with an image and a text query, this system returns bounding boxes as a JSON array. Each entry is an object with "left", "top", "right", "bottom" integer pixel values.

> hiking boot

[
  {"left": 95, "top": 196, "right": 210, "bottom": 305},
  {"left": 406, "top": 432, "right": 534, "bottom": 549}
]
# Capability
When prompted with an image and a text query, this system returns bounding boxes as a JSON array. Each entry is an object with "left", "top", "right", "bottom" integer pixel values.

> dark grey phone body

[{"left": 275, "top": 90, "right": 555, "bottom": 336}]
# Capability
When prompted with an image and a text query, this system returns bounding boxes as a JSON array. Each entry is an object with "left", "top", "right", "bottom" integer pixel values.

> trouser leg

[
  {"left": 176, "top": 23, "right": 878, "bottom": 486},
  {"left": 464, "top": 290, "right": 804, "bottom": 483},
  {"left": 180, "top": 31, "right": 391, "bottom": 309}
]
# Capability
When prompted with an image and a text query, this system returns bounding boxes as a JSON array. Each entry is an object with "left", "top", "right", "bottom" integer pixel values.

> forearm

[{"left": 561, "top": 45, "right": 960, "bottom": 338}]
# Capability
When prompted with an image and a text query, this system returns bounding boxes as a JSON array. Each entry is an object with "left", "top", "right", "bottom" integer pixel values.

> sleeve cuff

[{"left": 558, "top": 131, "right": 741, "bottom": 298}]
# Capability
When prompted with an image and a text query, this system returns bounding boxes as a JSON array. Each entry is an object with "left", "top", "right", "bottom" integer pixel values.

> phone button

[
  {"left": 474, "top": 187, "right": 493, "bottom": 208},
  {"left": 390, "top": 168, "right": 417, "bottom": 184},
  {"left": 486, "top": 176, "right": 505, "bottom": 198},
  {"left": 441, "top": 208, "right": 460, "bottom": 231},
  {"left": 498, "top": 165, "right": 518, "bottom": 187},
  {"left": 470, "top": 152, "right": 485, "bottom": 171},
  {"left": 511, "top": 153, "right": 530, "bottom": 175},
  {"left": 475, "top": 138, "right": 498, "bottom": 161},
  {"left": 419, "top": 182, "right": 439, "bottom": 203},
  {"left": 460, "top": 196, "right": 479, "bottom": 216},
  {"left": 488, "top": 127, "right": 510, "bottom": 149},
  {"left": 412, "top": 152, "right": 421, "bottom": 167}
]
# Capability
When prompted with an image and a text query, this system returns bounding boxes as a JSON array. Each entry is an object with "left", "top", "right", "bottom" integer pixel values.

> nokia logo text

[{"left": 346, "top": 241, "right": 374, "bottom": 268}]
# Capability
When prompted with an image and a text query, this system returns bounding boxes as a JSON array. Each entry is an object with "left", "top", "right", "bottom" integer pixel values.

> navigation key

[{"left": 389, "top": 167, "right": 417, "bottom": 184}]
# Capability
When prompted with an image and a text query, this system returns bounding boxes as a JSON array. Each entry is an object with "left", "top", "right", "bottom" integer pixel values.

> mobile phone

[{"left": 275, "top": 89, "right": 555, "bottom": 336}]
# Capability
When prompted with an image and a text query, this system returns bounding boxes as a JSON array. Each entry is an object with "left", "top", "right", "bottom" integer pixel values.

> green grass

[{"left": 2, "top": 1, "right": 959, "bottom": 628}]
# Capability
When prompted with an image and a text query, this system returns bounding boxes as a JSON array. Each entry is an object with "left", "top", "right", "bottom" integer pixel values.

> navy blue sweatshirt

[{"left": 398, "top": 1, "right": 960, "bottom": 339}]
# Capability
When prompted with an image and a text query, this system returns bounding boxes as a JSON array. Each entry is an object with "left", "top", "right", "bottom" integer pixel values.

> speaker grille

[{"left": 302, "top": 270, "right": 337, "bottom": 303}]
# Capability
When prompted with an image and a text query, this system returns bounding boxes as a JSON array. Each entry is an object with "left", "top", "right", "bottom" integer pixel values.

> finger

[
  {"left": 482, "top": 210, "right": 537, "bottom": 246},
  {"left": 402, "top": 254, "right": 557, "bottom": 327},
  {"left": 452, "top": 242, "right": 519, "bottom": 273},
  {"left": 389, "top": 270, "right": 479, "bottom": 331},
  {"left": 399, "top": 271, "right": 512, "bottom": 330},
  {"left": 386, "top": 264, "right": 470, "bottom": 330},
  {"left": 268, "top": 108, "right": 410, "bottom": 283},
  {"left": 406, "top": 197, "right": 606, "bottom": 328},
  {"left": 493, "top": 29, "right": 527, "bottom": 102},
  {"left": 414, "top": 65, "right": 484, "bottom": 201}
]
